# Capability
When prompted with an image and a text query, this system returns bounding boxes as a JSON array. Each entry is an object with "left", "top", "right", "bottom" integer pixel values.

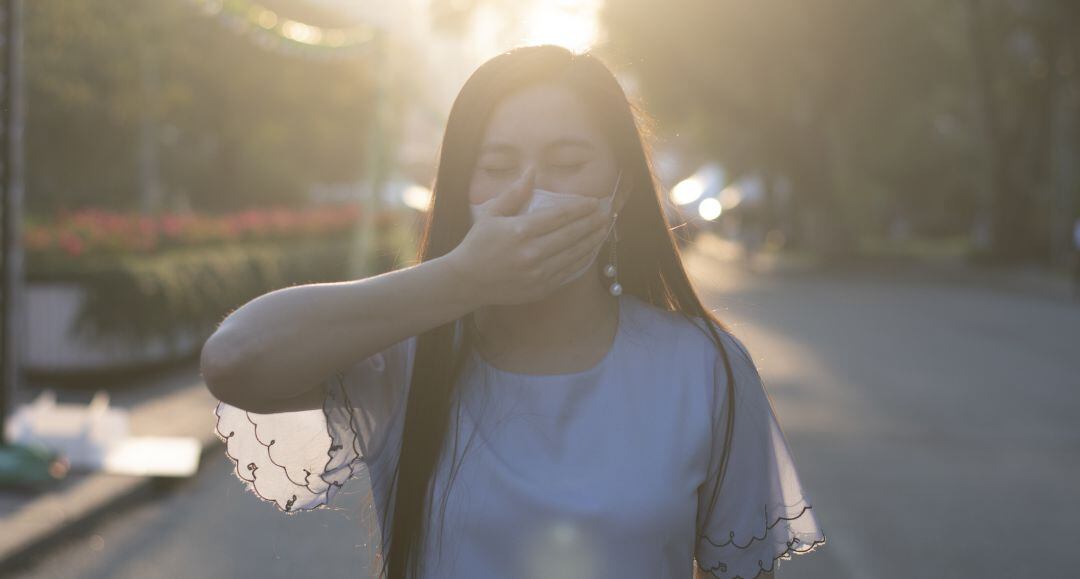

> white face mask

[{"left": 470, "top": 169, "right": 622, "bottom": 286}]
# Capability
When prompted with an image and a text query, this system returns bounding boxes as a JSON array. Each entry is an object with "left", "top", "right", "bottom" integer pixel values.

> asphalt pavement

[{"left": 8, "top": 236, "right": 1080, "bottom": 579}]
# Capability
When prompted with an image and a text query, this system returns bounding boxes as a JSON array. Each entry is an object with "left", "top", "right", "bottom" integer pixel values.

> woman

[{"left": 203, "top": 45, "right": 826, "bottom": 579}]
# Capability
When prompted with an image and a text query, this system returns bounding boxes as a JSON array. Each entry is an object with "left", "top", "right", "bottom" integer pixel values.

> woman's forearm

[{"left": 201, "top": 252, "right": 479, "bottom": 410}]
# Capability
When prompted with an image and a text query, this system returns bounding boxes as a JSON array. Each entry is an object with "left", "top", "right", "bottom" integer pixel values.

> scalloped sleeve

[
  {"left": 694, "top": 330, "right": 826, "bottom": 578},
  {"left": 213, "top": 335, "right": 416, "bottom": 513}
]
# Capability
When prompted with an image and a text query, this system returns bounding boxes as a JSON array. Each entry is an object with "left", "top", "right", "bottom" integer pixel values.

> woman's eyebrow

[
  {"left": 545, "top": 137, "right": 595, "bottom": 151},
  {"left": 479, "top": 137, "right": 596, "bottom": 154}
]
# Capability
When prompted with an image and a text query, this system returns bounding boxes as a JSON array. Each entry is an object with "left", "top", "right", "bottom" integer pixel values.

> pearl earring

[{"left": 604, "top": 212, "right": 621, "bottom": 296}]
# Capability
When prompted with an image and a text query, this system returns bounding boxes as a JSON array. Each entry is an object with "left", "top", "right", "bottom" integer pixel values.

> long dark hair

[{"left": 379, "top": 44, "right": 739, "bottom": 578}]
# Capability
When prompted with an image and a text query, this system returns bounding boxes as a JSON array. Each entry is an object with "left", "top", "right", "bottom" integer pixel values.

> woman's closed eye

[{"left": 482, "top": 161, "right": 585, "bottom": 177}]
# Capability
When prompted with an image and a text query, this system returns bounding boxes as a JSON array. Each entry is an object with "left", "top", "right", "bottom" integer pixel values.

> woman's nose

[{"left": 522, "top": 166, "right": 561, "bottom": 191}]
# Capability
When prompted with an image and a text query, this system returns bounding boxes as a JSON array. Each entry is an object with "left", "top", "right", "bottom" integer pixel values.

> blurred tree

[
  {"left": 963, "top": 0, "right": 1080, "bottom": 263},
  {"left": 600, "top": 0, "right": 1080, "bottom": 263},
  {"left": 24, "top": 0, "right": 382, "bottom": 215},
  {"left": 601, "top": 0, "right": 978, "bottom": 257}
]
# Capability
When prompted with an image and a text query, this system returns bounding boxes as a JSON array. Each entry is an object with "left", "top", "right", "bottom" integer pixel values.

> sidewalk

[{"left": 0, "top": 362, "right": 221, "bottom": 573}]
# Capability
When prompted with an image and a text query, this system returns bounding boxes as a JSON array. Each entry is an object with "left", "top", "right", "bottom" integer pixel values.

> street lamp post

[
  {"left": 0, "top": 0, "right": 24, "bottom": 448},
  {"left": 0, "top": 0, "right": 64, "bottom": 487}
]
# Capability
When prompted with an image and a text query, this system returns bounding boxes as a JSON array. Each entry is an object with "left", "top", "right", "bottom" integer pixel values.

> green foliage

[
  {"left": 24, "top": 0, "right": 378, "bottom": 213},
  {"left": 33, "top": 238, "right": 355, "bottom": 349}
]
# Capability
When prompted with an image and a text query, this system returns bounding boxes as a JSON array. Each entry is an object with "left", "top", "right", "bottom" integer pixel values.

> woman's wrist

[{"left": 426, "top": 250, "right": 486, "bottom": 317}]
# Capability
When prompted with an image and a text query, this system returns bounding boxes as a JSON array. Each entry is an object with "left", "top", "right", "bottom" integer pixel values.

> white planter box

[{"left": 23, "top": 282, "right": 205, "bottom": 374}]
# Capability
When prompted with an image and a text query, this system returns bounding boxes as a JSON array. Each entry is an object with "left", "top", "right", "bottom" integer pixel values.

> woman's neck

[{"left": 473, "top": 276, "right": 619, "bottom": 362}]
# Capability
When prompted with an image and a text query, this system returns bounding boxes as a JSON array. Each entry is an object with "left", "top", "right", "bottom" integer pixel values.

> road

[
  {"left": 12, "top": 239, "right": 1080, "bottom": 579},
  {"left": 684, "top": 239, "right": 1080, "bottom": 579},
  {"left": 10, "top": 452, "right": 380, "bottom": 579}
]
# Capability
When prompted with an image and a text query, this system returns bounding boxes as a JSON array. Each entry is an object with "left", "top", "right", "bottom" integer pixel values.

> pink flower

[{"left": 58, "top": 232, "right": 85, "bottom": 257}]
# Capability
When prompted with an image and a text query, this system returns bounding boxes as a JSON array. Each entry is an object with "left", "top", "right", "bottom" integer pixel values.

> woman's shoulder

[
  {"left": 623, "top": 294, "right": 749, "bottom": 366},
  {"left": 621, "top": 296, "right": 761, "bottom": 418}
]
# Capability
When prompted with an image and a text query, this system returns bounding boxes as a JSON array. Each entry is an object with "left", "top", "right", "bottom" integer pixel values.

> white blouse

[{"left": 214, "top": 292, "right": 826, "bottom": 578}]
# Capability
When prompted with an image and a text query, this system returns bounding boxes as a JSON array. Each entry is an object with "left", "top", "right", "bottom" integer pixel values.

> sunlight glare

[
  {"left": 402, "top": 184, "right": 433, "bottom": 212},
  {"left": 698, "top": 197, "right": 722, "bottom": 221},
  {"left": 671, "top": 176, "right": 706, "bottom": 206},
  {"left": 719, "top": 185, "right": 743, "bottom": 209},
  {"left": 522, "top": 0, "right": 601, "bottom": 52}
]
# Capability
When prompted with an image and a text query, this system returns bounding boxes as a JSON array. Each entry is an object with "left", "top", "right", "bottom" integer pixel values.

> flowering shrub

[
  {"left": 22, "top": 204, "right": 382, "bottom": 260},
  {"left": 22, "top": 204, "right": 419, "bottom": 349}
]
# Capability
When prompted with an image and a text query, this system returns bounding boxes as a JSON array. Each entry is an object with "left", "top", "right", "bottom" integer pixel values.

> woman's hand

[{"left": 446, "top": 168, "right": 613, "bottom": 306}]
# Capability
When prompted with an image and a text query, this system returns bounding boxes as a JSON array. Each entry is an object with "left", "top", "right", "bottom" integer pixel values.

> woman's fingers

[
  {"left": 531, "top": 208, "right": 609, "bottom": 260},
  {"left": 455, "top": 192, "right": 612, "bottom": 305},
  {"left": 544, "top": 220, "right": 613, "bottom": 284}
]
